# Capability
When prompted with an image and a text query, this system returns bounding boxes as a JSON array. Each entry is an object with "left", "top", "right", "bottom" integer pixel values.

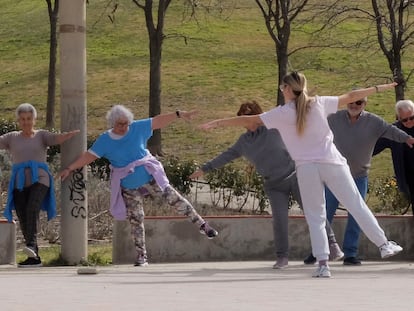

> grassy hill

[{"left": 1, "top": 0, "right": 414, "bottom": 207}]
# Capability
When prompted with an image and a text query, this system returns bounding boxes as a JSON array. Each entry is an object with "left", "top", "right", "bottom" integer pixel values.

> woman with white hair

[
  {"left": 59, "top": 105, "right": 218, "bottom": 267},
  {"left": 374, "top": 99, "right": 414, "bottom": 215},
  {"left": 0, "top": 103, "right": 79, "bottom": 267}
]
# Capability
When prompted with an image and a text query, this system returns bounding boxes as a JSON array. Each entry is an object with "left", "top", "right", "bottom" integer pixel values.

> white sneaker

[
  {"left": 312, "top": 265, "right": 331, "bottom": 278},
  {"left": 380, "top": 241, "right": 403, "bottom": 258},
  {"left": 273, "top": 257, "right": 288, "bottom": 269},
  {"left": 329, "top": 242, "right": 344, "bottom": 261}
]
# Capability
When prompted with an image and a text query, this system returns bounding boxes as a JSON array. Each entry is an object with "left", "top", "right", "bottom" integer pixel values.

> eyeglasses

[
  {"left": 279, "top": 84, "right": 287, "bottom": 92},
  {"left": 400, "top": 115, "right": 414, "bottom": 123}
]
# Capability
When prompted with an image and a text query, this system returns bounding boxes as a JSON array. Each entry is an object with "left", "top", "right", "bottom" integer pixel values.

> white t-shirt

[{"left": 260, "top": 96, "right": 346, "bottom": 167}]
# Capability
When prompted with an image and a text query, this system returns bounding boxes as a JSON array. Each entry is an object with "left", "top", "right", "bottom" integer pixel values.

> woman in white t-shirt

[{"left": 200, "top": 72, "right": 404, "bottom": 278}]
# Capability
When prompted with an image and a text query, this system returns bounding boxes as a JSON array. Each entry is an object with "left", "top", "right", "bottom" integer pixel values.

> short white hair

[
  {"left": 106, "top": 105, "right": 134, "bottom": 128},
  {"left": 16, "top": 103, "right": 37, "bottom": 119},
  {"left": 395, "top": 100, "right": 414, "bottom": 115}
]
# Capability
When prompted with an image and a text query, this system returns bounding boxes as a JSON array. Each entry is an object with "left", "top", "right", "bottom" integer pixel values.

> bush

[{"left": 370, "top": 176, "right": 411, "bottom": 215}]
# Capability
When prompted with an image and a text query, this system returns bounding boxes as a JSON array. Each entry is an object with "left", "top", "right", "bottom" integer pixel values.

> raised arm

[
  {"left": 152, "top": 110, "right": 198, "bottom": 130},
  {"left": 55, "top": 130, "right": 81, "bottom": 144},
  {"left": 199, "top": 115, "right": 263, "bottom": 130},
  {"left": 337, "top": 82, "right": 398, "bottom": 109},
  {"left": 58, "top": 151, "right": 98, "bottom": 181}
]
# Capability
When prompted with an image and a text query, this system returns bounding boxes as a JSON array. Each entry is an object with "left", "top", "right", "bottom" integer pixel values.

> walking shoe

[
  {"left": 23, "top": 246, "right": 38, "bottom": 258},
  {"left": 18, "top": 257, "right": 42, "bottom": 268},
  {"left": 134, "top": 255, "right": 148, "bottom": 267},
  {"left": 380, "top": 241, "right": 403, "bottom": 258},
  {"left": 343, "top": 257, "right": 362, "bottom": 265},
  {"left": 329, "top": 242, "right": 344, "bottom": 261},
  {"left": 199, "top": 222, "right": 218, "bottom": 239},
  {"left": 312, "top": 264, "right": 331, "bottom": 278},
  {"left": 303, "top": 253, "right": 316, "bottom": 265},
  {"left": 273, "top": 257, "right": 288, "bottom": 269}
]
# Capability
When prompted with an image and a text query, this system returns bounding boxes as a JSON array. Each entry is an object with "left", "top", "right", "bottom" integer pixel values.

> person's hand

[
  {"left": 179, "top": 110, "right": 198, "bottom": 122},
  {"left": 66, "top": 129, "right": 80, "bottom": 137},
  {"left": 57, "top": 168, "right": 72, "bottom": 181},
  {"left": 376, "top": 82, "right": 398, "bottom": 92},
  {"left": 406, "top": 136, "right": 414, "bottom": 148},
  {"left": 198, "top": 120, "right": 219, "bottom": 131},
  {"left": 189, "top": 169, "right": 204, "bottom": 180}
]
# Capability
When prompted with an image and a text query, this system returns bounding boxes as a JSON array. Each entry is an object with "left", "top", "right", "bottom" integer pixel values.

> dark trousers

[
  {"left": 13, "top": 183, "right": 49, "bottom": 253},
  {"left": 405, "top": 170, "right": 414, "bottom": 215}
]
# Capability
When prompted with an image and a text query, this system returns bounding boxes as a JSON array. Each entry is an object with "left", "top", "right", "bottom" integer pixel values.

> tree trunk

[
  {"left": 147, "top": 33, "right": 163, "bottom": 155},
  {"left": 46, "top": 0, "right": 59, "bottom": 129},
  {"left": 276, "top": 45, "right": 289, "bottom": 106}
]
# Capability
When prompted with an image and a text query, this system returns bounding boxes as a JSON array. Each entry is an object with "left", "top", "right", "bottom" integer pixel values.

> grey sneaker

[
  {"left": 273, "top": 257, "right": 288, "bottom": 269},
  {"left": 199, "top": 222, "right": 218, "bottom": 239},
  {"left": 312, "top": 265, "right": 331, "bottom": 278},
  {"left": 329, "top": 242, "right": 344, "bottom": 261},
  {"left": 380, "top": 241, "right": 403, "bottom": 258},
  {"left": 134, "top": 255, "right": 148, "bottom": 267}
]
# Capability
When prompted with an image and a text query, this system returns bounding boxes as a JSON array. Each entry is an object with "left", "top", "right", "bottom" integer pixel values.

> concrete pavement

[{"left": 0, "top": 260, "right": 413, "bottom": 311}]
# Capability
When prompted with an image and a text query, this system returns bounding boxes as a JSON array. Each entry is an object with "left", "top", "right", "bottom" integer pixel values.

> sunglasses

[
  {"left": 351, "top": 100, "right": 365, "bottom": 106},
  {"left": 400, "top": 115, "right": 414, "bottom": 123}
]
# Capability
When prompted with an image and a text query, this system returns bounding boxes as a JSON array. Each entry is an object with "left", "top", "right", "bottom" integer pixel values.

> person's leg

[
  {"left": 325, "top": 187, "right": 340, "bottom": 224},
  {"left": 296, "top": 164, "right": 329, "bottom": 262},
  {"left": 342, "top": 176, "right": 367, "bottom": 261},
  {"left": 146, "top": 183, "right": 218, "bottom": 238},
  {"left": 404, "top": 171, "right": 414, "bottom": 215},
  {"left": 122, "top": 188, "right": 147, "bottom": 265},
  {"left": 13, "top": 188, "right": 30, "bottom": 246},
  {"left": 25, "top": 183, "right": 49, "bottom": 256},
  {"left": 296, "top": 163, "right": 331, "bottom": 277},
  {"left": 264, "top": 180, "right": 290, "bottom": 265},
  {"left": 321, "top": 165, "right": 388, "bottom": 247}
]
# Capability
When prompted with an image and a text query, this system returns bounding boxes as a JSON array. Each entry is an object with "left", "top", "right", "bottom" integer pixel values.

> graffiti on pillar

[{"left": 68, "top": 169, "right": 87, "bottom": 219}]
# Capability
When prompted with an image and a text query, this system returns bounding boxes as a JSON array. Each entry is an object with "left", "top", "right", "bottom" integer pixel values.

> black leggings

[{"left": 13, "top": 183, "right": 49, "bottom": 252}]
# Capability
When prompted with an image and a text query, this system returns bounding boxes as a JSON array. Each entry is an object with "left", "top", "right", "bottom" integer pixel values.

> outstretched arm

[
  {"left": 55, "top": 130, "right": 81, "bottom": 144},
  {"left": 199, "top": 115, "right": 263, "bottom": 130},
  {"left": 337, "top": 82, "right": 397, "bottom": 109},
  {"left": 58, "top": 151, "right": 98, "bottom": 181},
  {"left": 152, "top": 110, "right": 198, "bottom": 130}
]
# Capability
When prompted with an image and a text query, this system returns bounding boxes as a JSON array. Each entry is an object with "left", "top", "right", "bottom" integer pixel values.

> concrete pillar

[
  {"left": 0, "top": 220, "right": 16, "bottom": 265},
  {"left": 59, "top": 0, "right": 88, "bottom": 264}
]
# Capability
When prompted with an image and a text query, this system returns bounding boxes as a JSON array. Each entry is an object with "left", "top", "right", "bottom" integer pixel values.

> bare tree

[
  {"left": 371, "top": 0, "right": 414, "bottom": 100},
  {"left": 254, "top": 0, "right": 309, "bottom": 106},
  {"left": 45, "top": 0, "right": 59, "bottom": 129},
  {"left": 316, "top": 0, "right": 414, "bottom": 101},
  {"left": 131, "top": 0, "right": 172, "bottom": 155}
]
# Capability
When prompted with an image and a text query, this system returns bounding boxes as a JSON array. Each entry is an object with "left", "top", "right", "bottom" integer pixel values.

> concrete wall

[
  {"left": 112, "top": 215, "right": 414, "bottom": 264},
  {"left": 0, "top": 219, "right": 16, "bottom": 265}
]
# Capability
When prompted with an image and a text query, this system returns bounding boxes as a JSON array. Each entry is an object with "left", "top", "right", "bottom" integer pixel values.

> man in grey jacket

[{"left": 304, "top": 96, "right": 414, "bottom": 265}]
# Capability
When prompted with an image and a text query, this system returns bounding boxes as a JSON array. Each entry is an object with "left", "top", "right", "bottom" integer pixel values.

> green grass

[
  {"left": 16, "top": 243, "right": 112, "bottom": 266},
  {"left": 1, "top": 0, "right": 414, "bottom": 203}
]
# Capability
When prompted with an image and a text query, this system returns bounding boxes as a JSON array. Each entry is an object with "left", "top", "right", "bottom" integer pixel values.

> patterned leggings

[{"left": 121, "top": 183, "right": 205, "bottom": 259}]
